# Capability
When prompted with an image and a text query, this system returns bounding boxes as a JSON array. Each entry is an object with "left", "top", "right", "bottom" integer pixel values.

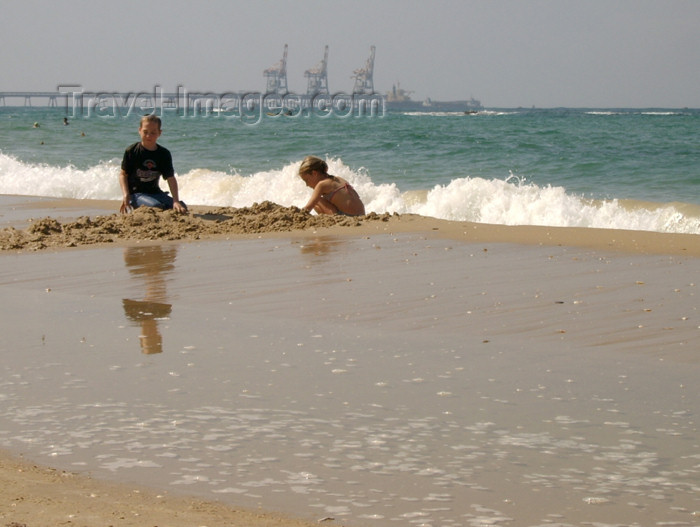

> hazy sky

[{"left": 2, "top": 0, "right": 699, "bottom": 108}]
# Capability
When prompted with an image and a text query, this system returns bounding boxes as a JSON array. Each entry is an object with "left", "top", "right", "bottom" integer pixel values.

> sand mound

[{"left": 0, "top": 201, "right": 393, "bottom": 251}]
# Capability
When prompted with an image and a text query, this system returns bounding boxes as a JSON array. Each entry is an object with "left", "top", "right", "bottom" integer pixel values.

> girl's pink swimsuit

[{"left": 323, "top": 183, "right": 353, "bottom": 202}]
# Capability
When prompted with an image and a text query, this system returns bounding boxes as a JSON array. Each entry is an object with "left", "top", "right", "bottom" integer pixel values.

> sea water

[{"left": 1, "top": 105, "right": 700, "bottom": 233}]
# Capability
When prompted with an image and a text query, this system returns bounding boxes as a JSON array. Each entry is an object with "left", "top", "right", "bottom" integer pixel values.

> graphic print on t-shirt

[{"left": 136, "top": 159, "right": 160, "bottom": 183}]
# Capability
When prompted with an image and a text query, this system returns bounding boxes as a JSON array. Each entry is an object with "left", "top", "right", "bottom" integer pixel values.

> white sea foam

[{"left": 2, "top": 152, "right": 699, "bottom": 234}]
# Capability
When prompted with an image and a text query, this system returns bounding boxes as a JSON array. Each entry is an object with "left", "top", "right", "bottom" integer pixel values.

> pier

[
  {"left": 0, "top": 92, "right": 62, "bottom": 106},
  {"left": 0, "top": 90, "right": 214, "bottom": 108},
  {"left": 0, "top": 90, "right": 384, "bottom": 118},
  {"left": 0, "top": 90, "right": 262, "bottom": 115}
]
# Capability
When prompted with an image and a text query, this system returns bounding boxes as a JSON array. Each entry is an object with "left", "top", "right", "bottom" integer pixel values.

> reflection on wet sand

[
  {"left": 297, "top": 236, "right": 347, "bottom": 261},
  {"left": 121, "top": 245, "right": 177, "bottom": 354}
]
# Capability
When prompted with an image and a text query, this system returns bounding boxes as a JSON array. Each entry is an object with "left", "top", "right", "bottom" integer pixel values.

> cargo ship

[{"left": 385, "top": 83, "right": 483, "bottom": 113}]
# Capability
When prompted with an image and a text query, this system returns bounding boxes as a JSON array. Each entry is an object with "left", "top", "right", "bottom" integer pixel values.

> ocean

[{"left": 1, "top": 104, "right": 700, "bottom": 233}]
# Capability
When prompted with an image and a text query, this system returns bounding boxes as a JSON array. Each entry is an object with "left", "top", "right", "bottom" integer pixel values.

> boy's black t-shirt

[{"left": 121, "top": 142, "right": 174, "bottom": 194}]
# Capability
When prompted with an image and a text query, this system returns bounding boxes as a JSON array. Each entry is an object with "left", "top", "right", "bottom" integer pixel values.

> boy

[{"left": 119, "top": 115, "right": 187, "bottom": 214}]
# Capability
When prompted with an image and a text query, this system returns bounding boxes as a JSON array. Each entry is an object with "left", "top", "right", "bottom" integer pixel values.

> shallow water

[{"left": 1, "top": 236, "right": 699, "bottom": 526}]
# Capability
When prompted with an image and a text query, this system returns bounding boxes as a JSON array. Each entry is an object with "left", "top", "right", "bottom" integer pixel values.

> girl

[{"left": 298, "top": 156, "right": 365, "bottom": 216}]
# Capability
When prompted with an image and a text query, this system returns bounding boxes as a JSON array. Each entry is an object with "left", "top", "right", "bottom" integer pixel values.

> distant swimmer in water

[
  {"left": 33, "top": 122, "right": 40, "bottom": 128},
  {"left": 298, "top": 156, "right": 365, "bottom": 216},
  {"left": 63, "top": 117, "right": 69, "bottom": 125}
]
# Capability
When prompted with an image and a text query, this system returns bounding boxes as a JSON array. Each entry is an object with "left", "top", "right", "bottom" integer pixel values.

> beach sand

[
  {"left": 0, "top": 449, "right": 318, "bottom": 527},
  {"left": 2, "top": 194, "right": 700, "bottom": 255},
  {"left": 1, "top": 195, "right": 699, "bottom": 526}
]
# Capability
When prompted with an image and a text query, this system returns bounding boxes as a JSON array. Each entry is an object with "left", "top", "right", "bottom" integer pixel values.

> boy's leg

[{"left": 131, "top": 192, "right": 175, "bottom": 209}]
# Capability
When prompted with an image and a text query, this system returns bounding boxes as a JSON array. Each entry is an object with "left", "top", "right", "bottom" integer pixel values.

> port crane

[
  {"left": 304, "top": 45, "right": 329, "bottom": 96},
  {"left": 352, "top": 46, "right": 376, "bottom": 95},
  {"left": 264, "top": 44, "right": 289, "bottom": 95}
]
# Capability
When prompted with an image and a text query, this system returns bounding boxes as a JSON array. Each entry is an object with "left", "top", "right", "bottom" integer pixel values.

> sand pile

[{"left": 0, "top": 201, "right": 393, "bottom": 251}]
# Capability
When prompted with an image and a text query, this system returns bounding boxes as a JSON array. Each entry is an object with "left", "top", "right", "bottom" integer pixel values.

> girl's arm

[
  {"left": 302, "top": 180, "right": 337, "bottom": 214},
  {"left": 302, "top": 183, "right": 324, "bottom": 212}
]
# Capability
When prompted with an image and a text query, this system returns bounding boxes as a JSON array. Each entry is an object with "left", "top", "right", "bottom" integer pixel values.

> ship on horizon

[{"left": 385, "top": 82, "right": 483, "bottom": 113}]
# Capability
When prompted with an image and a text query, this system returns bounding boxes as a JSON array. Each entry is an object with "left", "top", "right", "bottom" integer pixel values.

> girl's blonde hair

[{"left": 299, "top": 155, "right": 328, "bottom": 176}]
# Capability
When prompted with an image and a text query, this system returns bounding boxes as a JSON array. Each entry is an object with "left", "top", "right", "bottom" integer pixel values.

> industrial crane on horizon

[
  {"left": 305, "top": 45, "right": 329, "bottom": 96},
  {"left": 264, "top": 44, "right": 289, "bottom": 95},
  {"left": 352, "top": 46, "right": 376, "bottom": 95}
]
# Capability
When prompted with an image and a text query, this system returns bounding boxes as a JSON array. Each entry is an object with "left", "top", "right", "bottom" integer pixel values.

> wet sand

[{"left": 1, "top": 195, "right": 700, "bottom": 526}]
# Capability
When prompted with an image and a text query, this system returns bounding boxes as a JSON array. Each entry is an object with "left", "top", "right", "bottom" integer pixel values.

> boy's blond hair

[{"left": 139, "top": 114, "right": 162, "bottom": 130}]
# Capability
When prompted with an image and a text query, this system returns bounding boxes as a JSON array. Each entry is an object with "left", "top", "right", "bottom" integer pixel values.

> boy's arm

[
  {"left": 165, "top": 176, "right": 187, "bottom": 213},
  {"left": 119, "top": 169, "right": 131, "bottom": 213}
]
